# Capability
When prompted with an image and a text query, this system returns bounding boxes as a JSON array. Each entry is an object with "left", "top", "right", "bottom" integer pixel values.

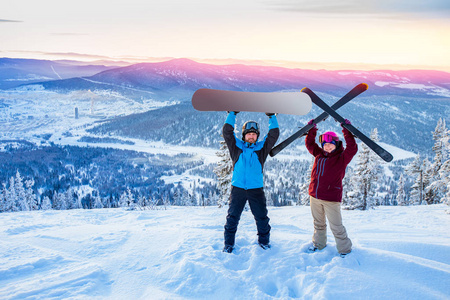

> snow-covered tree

[
  {"left": 347, "top": 129, "right": 384, "bottom": 210},
  {"left": 298, "top": 157, "right": 314, "bottom": 206},
  {"left": 2, "top": 178, "right": 15, "bottom": 212},
  {"left": 53, "top": 191, "right": 68, "bottom": 210},
  {"left": 63, "top": 189, "right": 74, "bottom": 210},
  {"left": 438, "top": 127, "right": 450, "bottom": 206},
  {"left": 396, "top": 174, "right": 408, "bottom": 206},
  {"left": 93, "top": 194, "right": 104, "bottom": 209},
  {"left": 211, "top": 191, "right": 219, "bottom": 207},
  {"left": 72, "top": 191, "right": 83, "bottom": 209},
  {"left": 0, "top": 183, "right": 7, "bottom": 212},
  {"left": 14, "top": 171, "right": 29, "bottom": 211},
  {"left": 214, "top": 138, "right": 233, "bottom": 208},
  {"left": 406, "top": 155, "right": 430, "bottom": 205},
  {"left": 24, "top": 178, "right": 38, "bottom": 210},
  {"left": 119, "top": 188, "right": 134, "bottom": 208},
  {"left": 179, "top": 189, "right": 189, "bottom": 206},
  {"left": 41, "top": 196, "right": 52, "bottom": 210},
  {"left": 341, "top": 165, "right": 354, "bottom": 207},
  {"left": 172, "top": 186, "right": 183, "bottom": 206},
  {"left": 425, "top": 118, "right": 448, "bottom": 203}
]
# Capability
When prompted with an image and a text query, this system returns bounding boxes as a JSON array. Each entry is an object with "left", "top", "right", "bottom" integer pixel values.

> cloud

[
  {"left": 51, "top": 33, "right": 89, "bottom": 36},
  {"left": 43, "top": 52, "right": 111, "bottom": 60},
  {"left": 1, "top": 50, "right": 113, "bottom": 61},
  {"left": 263, "top": 0, "right": 450, "bottom": 18},
  {"left": 0, "top": 19, "right": 23, "bottom": 23}
]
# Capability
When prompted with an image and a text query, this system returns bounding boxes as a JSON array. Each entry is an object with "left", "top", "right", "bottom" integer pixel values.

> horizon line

[{"left": 1, "top": 52, "right": 450, "bottom": 73}]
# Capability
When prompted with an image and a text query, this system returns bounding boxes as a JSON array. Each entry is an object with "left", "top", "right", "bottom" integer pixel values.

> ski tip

[
  {"left": 361, "top": 83, "right": 369, "bottom": 90},
  {"left": 384, "top": 153, "right": 394, "bottom": 163},
  {"left": 300, "top": 87, "right": 308, "bottom": 92}
]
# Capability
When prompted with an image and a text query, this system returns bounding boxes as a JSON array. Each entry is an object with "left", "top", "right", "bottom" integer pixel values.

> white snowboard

[{"left": 192, "top": 88, "right": 312, "bottom": 115}]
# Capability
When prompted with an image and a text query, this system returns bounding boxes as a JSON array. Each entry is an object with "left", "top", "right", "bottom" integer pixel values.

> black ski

[
  {"left": 302, "top": 87, "right": 394, "bottom": 162},
  {"left": 270, "top": 83, "right": 368, "bottom": 157}
]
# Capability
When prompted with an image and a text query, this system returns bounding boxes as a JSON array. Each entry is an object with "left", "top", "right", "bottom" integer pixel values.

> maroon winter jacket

[{"left": 305, "top": 127, "right": 358, "bottom": 202}]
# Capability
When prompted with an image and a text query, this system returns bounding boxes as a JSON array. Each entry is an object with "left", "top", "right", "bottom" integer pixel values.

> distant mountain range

[
  {"left": 1, "top": 57, "right": 449, "bottom": 156},
  {"left": 0, "top": 58, "right": 125, "bottom": 89},
  {"left": 3, "top": 57, "right": 450, "bottom": 99}
]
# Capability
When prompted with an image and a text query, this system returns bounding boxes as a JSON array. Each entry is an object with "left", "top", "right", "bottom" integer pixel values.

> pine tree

[
  {"left": 368, "top": 129, "right": 384, "bottom": 205},
  {"left": 181, "top": 189, "right": 190, "bottom": 206},
  {"left": 0, "top": 183, "right": 7, "bottom": 212},
  {"left": 348, "top": 129, "right": 383, "bottom": 210},
  {"left": 299, "top": 157, "right": 314, "bottom": 206},
  {"left": 173, "top": 186, "right": 183, "bottom": 206},
  {"left": 93, "top": 194, "right": 104, "bottom": 209},
  {"left": 119, "top": 190, "right": 127, "bottom": 208},
  {"left": 214, "top": 137, "right": 233, "bottom": 208},
  {"left": 41, "top": 196, "right": 52, "bottom": 210},
  {"left": 396, "top": 174, "right": 408, "bottom": 206},
  {"left": 53, "top": 191, "right": 68, "bottom": 210},
  {"left": 119, "top": 188, "right": 134, "bottom": 208},
  {"left": 425, "top": 119, "right": 448, "bottom": 204},
  {"left": 64, "top": 189, "right": 73, "bottom": 210},
  {"left": 341, "top": 165, "right": 354, "bottom": 207},
  {"left": 406, "top": 155, "right": 430, "bottom": 205},
  {"left": 14, "top": 171, "right": 29, "bottom": 211},
  {"left": 7, "top": 176, "right": 19, "bottom": 212},
  {"left": 438, "top": 126, "right": 450, "bottom": 206},
  {"left": 25, "top": 178, "right": 38, "bottom": 210},
  {"left": 72, "top": 191, "right": 83, "bottom": 209},
  {"left": 206, "top": 191, "right": 213, "bottom": 206},
  {"left": 210, "top": 191, "right": 219, "bottom": 207}
]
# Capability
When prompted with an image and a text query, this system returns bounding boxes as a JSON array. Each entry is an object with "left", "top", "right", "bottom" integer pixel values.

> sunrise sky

[{"left": 1, "top": 0, "right": 449, "bottom": 71}]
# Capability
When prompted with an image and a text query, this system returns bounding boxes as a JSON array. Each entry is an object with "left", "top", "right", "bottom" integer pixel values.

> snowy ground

[
  {"left": 0, "top": 87, "right": 176, "bottom": 144},
  {"left": 1, "top": 205, "right": 449, "bottom": 300}
]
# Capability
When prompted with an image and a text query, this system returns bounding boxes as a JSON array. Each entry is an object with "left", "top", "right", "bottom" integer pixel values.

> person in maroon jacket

[{"left": 305, "top": 119, "right": 357, "bottom": 256}]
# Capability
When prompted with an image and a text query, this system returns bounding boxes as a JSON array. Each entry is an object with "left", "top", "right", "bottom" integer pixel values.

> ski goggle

[
  {"left": 244, "top": 122, "right": 259, "bottom": 131},
  {"left": 319, "top": 133, "right": 339, "bottom": 144}
]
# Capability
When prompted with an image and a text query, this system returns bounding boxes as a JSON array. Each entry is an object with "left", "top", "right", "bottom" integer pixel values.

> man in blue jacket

[{"left": 222, "top": 111, "right": 279, "bottom": 253}]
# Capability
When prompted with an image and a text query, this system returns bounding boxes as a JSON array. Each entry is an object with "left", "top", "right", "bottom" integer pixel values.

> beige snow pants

[{"left": 310, "top": 196, "right": 352, "bottom": 254}]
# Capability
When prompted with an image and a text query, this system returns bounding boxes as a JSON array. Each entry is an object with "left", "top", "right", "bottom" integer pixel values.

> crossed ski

[
  {"left": 302, "top": 87, "right": 393, "bottom": 162},
  {"left": 270, "top": 83, "right": 368, "bottom": 157}
]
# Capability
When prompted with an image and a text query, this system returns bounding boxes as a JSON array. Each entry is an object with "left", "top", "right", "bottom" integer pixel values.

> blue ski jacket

[{"left": 223, "top": 112, "right": 279, "bottom": 190}]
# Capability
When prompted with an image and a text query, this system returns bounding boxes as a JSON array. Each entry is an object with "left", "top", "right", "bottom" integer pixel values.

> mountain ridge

[{"left": 4, "top": 58, "right": 450, "bottom": 99}]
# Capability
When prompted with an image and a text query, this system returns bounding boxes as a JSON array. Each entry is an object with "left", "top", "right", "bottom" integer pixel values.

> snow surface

[
  {"left": 0, "top": 88, "right": 177, "bottom": 144},
  {"left": 374, "top": 81, "right": 450, "bottom": 97},
  {"left": 1, "top": 205, "right": 449, "bottom": 299}
]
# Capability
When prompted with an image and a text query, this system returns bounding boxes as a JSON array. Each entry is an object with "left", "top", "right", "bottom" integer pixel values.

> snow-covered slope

[{"left": 0, "top": 205, "right": 449, "bottom": 299}]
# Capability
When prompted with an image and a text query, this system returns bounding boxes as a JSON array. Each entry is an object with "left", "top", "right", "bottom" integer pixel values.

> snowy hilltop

[
  {"left": 0, "top": 58, "right": 450, "bottom": 299},
  {"left": 0, "top": 205, "right": 449, "bottom": 299}
]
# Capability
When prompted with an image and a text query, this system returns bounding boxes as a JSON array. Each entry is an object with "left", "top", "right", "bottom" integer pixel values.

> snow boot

[
  {"left": 307, "top": 246, "right": 319, "bottom": 253},
  {"left": 259, "top": 243, "right": 271, "bottom": 250},
  {"left": 223, "top": 245, "right": 234, "bottom": 253}
]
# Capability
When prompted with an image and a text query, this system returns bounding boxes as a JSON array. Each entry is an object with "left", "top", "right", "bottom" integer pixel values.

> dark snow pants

[{"left": 224, "top": 186, "right": 271, "bottom": 247}]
